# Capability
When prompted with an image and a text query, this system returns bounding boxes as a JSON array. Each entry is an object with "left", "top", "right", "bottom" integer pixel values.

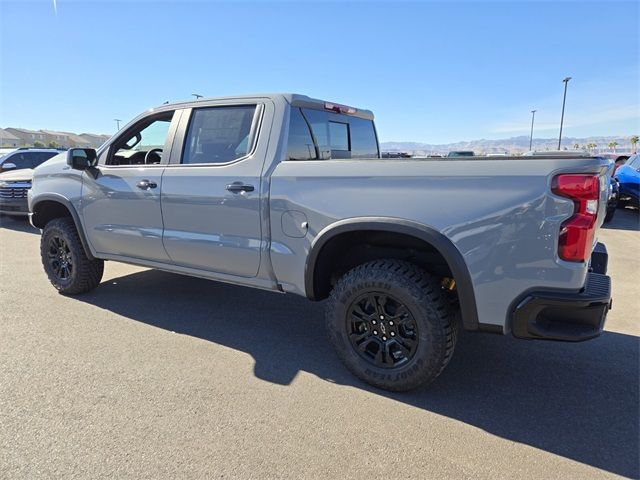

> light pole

[
  {"left": 529, "top": 109, "right": 537, "bottom": 151},
  {"left": 192, "top": 93, "right": 203, "bottom": 100},
  {"left": 558, "top": 77, "right": 571, "bottom": 150},
  {"left": 114, "top": 119, "right": 122, "bottom": 131}
]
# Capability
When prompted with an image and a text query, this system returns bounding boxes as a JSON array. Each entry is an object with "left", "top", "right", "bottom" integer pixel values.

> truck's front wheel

[
  {"left": 326, "top": 259, "right": 457, "bottom": 392},
  {"left": 40, "top": 217, "right": 104, "bottom": 294}
]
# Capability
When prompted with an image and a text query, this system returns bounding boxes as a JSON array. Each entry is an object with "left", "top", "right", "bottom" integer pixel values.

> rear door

[{"left": 160, "top": 100, "right": 272, "bottom": 277}]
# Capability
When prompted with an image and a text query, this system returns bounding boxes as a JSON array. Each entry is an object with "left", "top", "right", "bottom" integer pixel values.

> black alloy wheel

[
  {"left": 347, "top": 292, "right": 419, "bottom": 368},
  {"left": 47, "top": 235, "right": 73, "bottom": 280}
]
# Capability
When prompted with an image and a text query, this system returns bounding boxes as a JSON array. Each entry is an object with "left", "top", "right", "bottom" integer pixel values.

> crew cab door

[
  {"left": 160, "top": 100, "right": 271, "bottom": 277},
  {"left": 80, "top": 109, "right": 181, "bottom": 262}
]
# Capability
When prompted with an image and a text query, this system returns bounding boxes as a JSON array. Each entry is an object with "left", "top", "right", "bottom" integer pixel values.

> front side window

[
  {"left": 4, "top": 153, "right": 32, "bottom": 169},
  {"left": 182, "top": 105, "right": 258, "bottom": 165},
  {"left": 109, "top": 111, "right": 175, "bottom": 165}
]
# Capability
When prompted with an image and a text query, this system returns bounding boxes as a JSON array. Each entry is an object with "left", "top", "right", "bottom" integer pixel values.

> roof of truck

[{"left": 154, "top": 93, "right": 375, "bottom": 120}]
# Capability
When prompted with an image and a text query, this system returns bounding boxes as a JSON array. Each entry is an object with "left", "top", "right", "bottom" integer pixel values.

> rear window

[
  {"left": 286, "top": 108, "right": 317, "bottom": 160},
  {"left": 301, "top": 109, "right": 331, "bottom": 159},
  {"left": 329, "top": 121, "right": 349, "bottom": 157},
  {"left": 349, "top": 116, "right": 379, "bottom": 158},
  {"left": 286, "top": 107, "right": 378, "bottom": 160}
]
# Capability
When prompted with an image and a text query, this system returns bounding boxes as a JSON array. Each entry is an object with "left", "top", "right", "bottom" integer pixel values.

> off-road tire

[
  {"left": 326, "top": 259, "right": 457, "bottom": 392},
  {"left": 40, "top": 217, "right": 104, "bottom": 294}
]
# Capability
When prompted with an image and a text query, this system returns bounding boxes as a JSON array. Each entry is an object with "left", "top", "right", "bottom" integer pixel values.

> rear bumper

[{"left": 511, "top": 243, "right": 611, "bottom": 342}]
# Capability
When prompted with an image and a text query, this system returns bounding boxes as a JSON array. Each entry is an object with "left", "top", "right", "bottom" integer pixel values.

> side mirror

[
  {"left": 2, "top": 162, "right": 17, "bottom": 171},
  {"left": 67, "top": 148, "right": 97, "bottom": 170}
]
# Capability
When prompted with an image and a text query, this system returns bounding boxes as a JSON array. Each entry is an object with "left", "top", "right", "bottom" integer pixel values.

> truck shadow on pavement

[
  {"left": 0, "top": 215, "right": 39, "bottom": 234},
  {"left": 602, "top": 207, "right": 639, "bottom": 231},
  {"left": 78, "top": 270, "right": 639, "bottom": 479}
]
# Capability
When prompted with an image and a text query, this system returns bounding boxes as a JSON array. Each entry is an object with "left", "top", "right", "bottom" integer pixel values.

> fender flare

[
  {"left": 30, "top": 194, "right": 96, "bottom": 261},
  {"left": 304, "top": 217, "right": 480, "bottom": 331}
]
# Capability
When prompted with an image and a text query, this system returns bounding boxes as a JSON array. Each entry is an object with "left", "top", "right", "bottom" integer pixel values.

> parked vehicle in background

[
  {"left": 615, "top": 153, "right": 640, "bottom": 208},
  {"left": 523, "top": 150, "right": 583, "bottom": 157},
  {"left": 0, "top": 149, "right": 62, "bottom": 215},
  {"left": 0, "top": 148, "right": 18, "bottom": 158},
  {"left": 605, "top": 177, "right": 619, "bottom": 222},
  {"left": 0, "top": 148, "right": 63, "bottom": 173},
  {"left": 382, "top": 152, "right": 412, "bottom": 158},
  {"left": 447, "top": 150, "right": 475, "bottom": 157},
  {"left": 28, "top": 93, "right": 613, "bottom": 392},
  {"left": 598, "top": 153, "right": 630, "bottom": 175}
]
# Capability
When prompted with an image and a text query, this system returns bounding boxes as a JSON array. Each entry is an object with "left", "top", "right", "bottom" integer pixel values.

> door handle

[
  {"left": 136, "top": 179, "right": 157, "bottom": 190},
  {"left": 225, "top": 182, "right": 255, "bottom": 193}
]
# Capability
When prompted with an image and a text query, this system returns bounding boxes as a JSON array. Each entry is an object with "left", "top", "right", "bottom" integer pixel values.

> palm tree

[
  {"left": 608, "top": 141, "right": 618, "bottom": 152},
  {"left": 631, "top": 135, "right": 639, "bottom": 153},
  {"left": 573, "top": 143, "right": 580, "bottom": 150},
  {"left": 587, "top": 143, "right": 597, "bottom": 152}
]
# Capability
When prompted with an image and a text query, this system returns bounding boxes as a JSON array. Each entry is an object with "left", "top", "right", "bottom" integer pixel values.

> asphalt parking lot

[{"left": 1, "top": 210, "right": 638, "bottom": 479}]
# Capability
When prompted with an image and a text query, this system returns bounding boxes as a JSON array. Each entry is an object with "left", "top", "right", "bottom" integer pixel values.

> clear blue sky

[{"left": 1, "top": 0, "right": 638, "bottom": 143}]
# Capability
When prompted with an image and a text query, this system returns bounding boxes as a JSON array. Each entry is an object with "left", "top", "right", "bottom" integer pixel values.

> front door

[
  {"left": 160, "top": 101, "right": 271, "bottom": 277},
  {"left": 81, "top": 109, "right": 181, "bottom": 262}
]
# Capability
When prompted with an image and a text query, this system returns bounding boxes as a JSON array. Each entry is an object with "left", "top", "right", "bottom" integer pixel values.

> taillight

[{"left": 552, "top": 174, "right": 600, "bottom": 262}]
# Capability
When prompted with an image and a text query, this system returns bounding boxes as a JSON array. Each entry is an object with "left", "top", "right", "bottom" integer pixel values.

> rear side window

[
  {"left": 286, "top": 108, "right": 317, "bottom": 160},
  {"left": 287, "top": 108, "right": 378, "bottom": 160},
  {"left": 182, "top": 105, "right": 258, "bottom": 164}
]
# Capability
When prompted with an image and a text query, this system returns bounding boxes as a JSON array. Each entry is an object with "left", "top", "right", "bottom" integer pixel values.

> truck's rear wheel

[
  {"left": 326, "top": 259, "right": 457, "bottom": 392},
  {"left": 40, "top": 217, "right": 104, "bottom": 294}
]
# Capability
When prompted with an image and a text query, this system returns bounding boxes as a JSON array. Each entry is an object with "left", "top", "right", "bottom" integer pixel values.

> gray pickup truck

[{"left": 28, "top": 94, "right": 613, "bottom": 391}]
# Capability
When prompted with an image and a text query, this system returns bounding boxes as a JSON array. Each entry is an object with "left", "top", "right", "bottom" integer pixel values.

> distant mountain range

[{"left": 380, "top": 135, "right": 636, "bottom": 155}]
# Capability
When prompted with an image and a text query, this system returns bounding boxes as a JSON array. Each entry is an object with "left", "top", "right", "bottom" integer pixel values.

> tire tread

[
  {"left": 40, "top": 217, "right": 104, "bottom": 295},
  {"left": 326, "top": 259, "right": 457, "bottom": 391}
]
